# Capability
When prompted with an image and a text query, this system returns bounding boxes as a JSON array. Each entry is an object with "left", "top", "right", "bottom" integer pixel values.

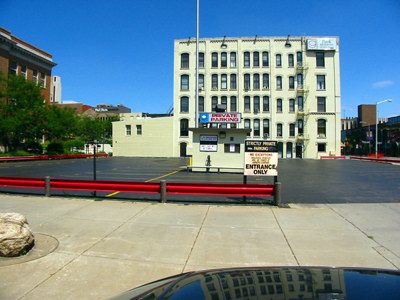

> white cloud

[{"left": 372, "top": 80, "right": 394, "bottom": 89}]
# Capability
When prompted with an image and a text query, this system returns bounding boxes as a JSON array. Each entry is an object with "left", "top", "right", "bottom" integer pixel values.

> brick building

[{"left": 0, "top": 27, "right": 56, "bottom": 103}]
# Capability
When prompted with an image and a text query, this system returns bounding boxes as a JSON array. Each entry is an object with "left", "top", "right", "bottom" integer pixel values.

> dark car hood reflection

[{"left": 111, "top": 266, "right": 400, "bottom": 300}]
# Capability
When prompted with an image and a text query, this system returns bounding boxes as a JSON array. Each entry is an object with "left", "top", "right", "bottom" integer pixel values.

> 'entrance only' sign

[{"left": 244, "top": 140, "right": 278, "bottom": 176}]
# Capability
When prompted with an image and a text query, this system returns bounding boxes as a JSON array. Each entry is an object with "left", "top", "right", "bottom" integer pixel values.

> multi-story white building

[
  {"left": 173, "top": 36, "right": 341, "bottom": 159},
  {"left": 50, "top": 75, "right": 62, "bottom": 103}
]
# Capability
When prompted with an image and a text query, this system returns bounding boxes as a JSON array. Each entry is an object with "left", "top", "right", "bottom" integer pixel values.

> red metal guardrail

[
  {"left": 0, "top": 154, "right": 108, "bottom": 162},
  {"left": 350, "top": 156, "right": 400, "bottom": 164},
  {"left": 0, "top": 176, "right": 279, "bottom": 204}
]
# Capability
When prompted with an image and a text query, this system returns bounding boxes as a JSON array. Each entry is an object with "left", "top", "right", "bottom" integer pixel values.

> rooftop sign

[
  {"left": 306, "top": 38, "right": 337, "bottom": 51},
  {"left": 200, "top": 112, "right": 241, "bottom": 124}
]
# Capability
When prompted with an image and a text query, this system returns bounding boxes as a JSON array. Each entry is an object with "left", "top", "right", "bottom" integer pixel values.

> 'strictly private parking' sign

[{"left": 244, "top": 140, "right": 278, "bottom": 176}]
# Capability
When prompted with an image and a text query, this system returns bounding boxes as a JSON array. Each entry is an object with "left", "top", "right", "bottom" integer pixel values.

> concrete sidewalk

[{"left": 0, "top": 195, "right": 399, "bottom": 300}]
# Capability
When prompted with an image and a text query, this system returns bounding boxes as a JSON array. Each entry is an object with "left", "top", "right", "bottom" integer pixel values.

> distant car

[{"left": 110, "top": 266, "right": 400, "bottom": 300}]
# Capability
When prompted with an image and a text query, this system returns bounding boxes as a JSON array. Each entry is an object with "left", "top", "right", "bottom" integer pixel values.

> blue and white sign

[
  {"left": 200, "top": 113, "right": 210, "bottom": 123},
  {"left": 199, "top": 112, "right": 241, "bottom": 124},
  {"left": 307, "top": 38, "right": 337, "bottom": 51}
]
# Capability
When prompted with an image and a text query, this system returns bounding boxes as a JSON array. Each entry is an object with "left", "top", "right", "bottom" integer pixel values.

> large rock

[{"left": 0, "top": 213, "right": 35, "bottom": 257}]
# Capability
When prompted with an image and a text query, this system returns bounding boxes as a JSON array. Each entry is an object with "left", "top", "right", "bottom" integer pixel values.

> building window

[
  {"left": 289, "top": 123, "right": 295, "bottom": 137},
  {"left": 317, "top": 119, "right": 327, "bottom": 137},
  {"left": 221, "top": 96, "right": 227, "bottom": 110},
  {"left": 40, "top": 72, "right": 46, "bottom": 88},
  {"left": 212, "top": 52, "right": 218, "bottom": 68},
  {"left": 244, "top": 96, "right": 251, "bottom": 112},
  {"left": 136, "top": 125, "right": 142, "bottom": 135},
  {"left": 221, "top": 74, "right": 228, "bottom": 90},
  {"left": 318, "top": 143, "right": 326, "bottom": 152},
  {"left": 181, "top": 53, "right": 189, "bottom": 69},
  {"left": 244, "top": 52, "right": 250, "bottom": 67},
  {"left": 244, "top": 119, "right": 251, "bottom": 136},
  {"left": 288, "top": 54, "right": 294, "bottom": 67},
  {"left": 230, "top": 74, "right": 237, "bottom": 90},
  {"left": 276, "top": 54, "right": 282, "bottom": 67},
  {"left": 277, "top": 123, "right": 283, "bottom": 137},
  {"left": 254, "top": 96, "right": 260, "bottom": 113},
  {"left": 297, "top": 73, "right": 304, "bottom": 89},
  {"left": 9, "top": 61, "right": 17, "bottom": 75},
  {"left": 212, "top": 74, "right": 218, "bottom": 90},
  {"left": 263, "top": 96, "right": 270, "bottom": 112},
  {"left": 180, "top": 96, "right": 189, "bottom": 113},
  {"left": 181, "top": 75, "right": 189, "bottom": 90},
  {"left": 262, "top": 73, "right": 269, "bottom": 89},
  {"left": 262, "top": 51, "right": 269, "bottom": 67},
  {"left": 230, "top": 52, "right": 236, "bottom": 67},
  {"left": 32, "top": 70, "right": 39, "bottom": 85},
  {"left": 276, "top": 76, "right": 282, "bottom": 90},
  {"left": 21, "top": 65, "right": 27, "bottom": 79},
  {"left": 253, "top": 52, "right": 260, "bottom": 67},
  {"left": 244, "top": 74, "right": 250, "bottom": 90},
  {"left": 316, "top": 52, "right": 325, "bottom": 67},
  {"left": 297, "top": 51, "right": 303, "bottom": 66},
  {"left": 180, "top": 119, "right": 189, "bottom": 137},
  {"left": 263, "top": 119, "right": 270, "bottom": 137},
  {"left": 125, "top": 125, "right": 131, "bottom": 136},
  {"left": 317, "top": 75, "right": 326, "bottom": 90},
  {"left": 289, "top": 98, "right": 295, "bottom": 112},
  {"left": 224, "top": 144, "right": 240, "bottom": 153},
  {"left": 317, "top": 97, "right": 326, "bottom": 112},
  {"left": 230, "top": 96, "right": 237, "bottom": 112},
  {"left": 212, "top": 96, "right": 218, "bottom": 112},
  {"left": 254, "top": 119, "right": 260, "bottom": 136},
  {"left": 199, "top": 96, "right": 204, "bottom": 112},
  {"left": 277, "top": 98, "right": 282, "bottom": 112},
  {"left": 298, "top": 96, "right": 304, "bottom": 112},
  {"left": 221, "top": 52, "right": 227, "bottom": 67},
  {"left": 289, "top": 76, "right": 295, "bottom": 90},
  {"left": 199, "top": 74, "right": 204, "bottom": 90},
  {"left": 199, "top": 52, "right": 204, "bottom": 68},
  {"left": 253, "top": 74, "right": 260, "bottom": 90},
  {"left": 298, "top": 119, "right": 304, "bottom": 134}
]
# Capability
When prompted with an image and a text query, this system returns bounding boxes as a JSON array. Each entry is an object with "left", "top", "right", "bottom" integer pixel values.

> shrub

[
  {"left": 23, "top": 141, "right": 43, "bottom": 154},
  {"left": 46, "top": 142, "right": 64, "bottom": 154}
]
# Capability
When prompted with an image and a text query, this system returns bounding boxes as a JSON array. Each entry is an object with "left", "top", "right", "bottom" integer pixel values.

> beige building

[
  {"left": 173, "top": 36, "right": 341, "bottom": 158},
  {"left": 113, "top": 113, "right": 174, "bottom": 157}
]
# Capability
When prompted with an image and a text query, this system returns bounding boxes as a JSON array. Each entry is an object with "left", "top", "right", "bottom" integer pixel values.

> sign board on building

[
  {"left": 306, "top": 38, "right": 337, "bottom": 51},
  {"left": 199, "top": 135, "right": 218, "bottom": 152},
  {"left": 244, "top": 140, "right": 278, "bottom": 176},
  {"left": 95, "top": 108, "right": 109, "bottom": 112},
  {"left": 200, "top": 112, "right": 241, "bottom": 124}
]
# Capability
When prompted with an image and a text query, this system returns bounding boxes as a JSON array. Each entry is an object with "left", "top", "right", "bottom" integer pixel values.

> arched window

[
  {"left": 262, "top": 51, "right": 269, "bottom": 67},
  {"left": 244, "top": 96, "right": 251, "bottom": 112},
  {"left": 180, "top": 97, "right": 189, "bottom": 113},
  {"left": 180, "top": 119, "right": 189, "bottom": 137},
  {"left": 212, "top": 96, "right": 218, "bottom": 112},
  {"left": 244, "top": 52, "right": 250, "bottom": 67},
  {"left": 254, "top": 119, "right": 260, "bottom": 136},
  {"left": 253, "top": 52, "right": 260, "bottom": 67},
  {"left": 181, "top": 75, "right": 189, "bottom": 91},
  {"left": 199, "top": 96, "right": 204, "bottom": 112},
  {"left": 181, "top": 53, "right": 189, "bottom": 69},
  {"left": 244, "top": 74, "right": 250, "bottom": 90},
  {"left": 263, "top": 119, "right": 270, "bottom": 137}
]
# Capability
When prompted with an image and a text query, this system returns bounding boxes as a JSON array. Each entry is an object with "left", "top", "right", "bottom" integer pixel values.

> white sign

[
  {"left": 244, "top": 140, "right": 278, "bottom": 176},
  {"left": 307, "top": 38, "right": 337, "bottom": 51},
  {"left": 200, "top": 144, "right": 217, "bottom": 152}
]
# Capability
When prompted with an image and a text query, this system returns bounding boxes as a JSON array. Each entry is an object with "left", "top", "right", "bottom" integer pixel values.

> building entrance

[
  {"left": 296, "top": 144, "right": 303, "bottom": 158},
  {"left": 180, "top": 142, "right": 187, "bottom": 157}
]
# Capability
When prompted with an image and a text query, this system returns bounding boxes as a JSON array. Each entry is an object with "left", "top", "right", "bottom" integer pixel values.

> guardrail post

[
  {"left": 274, "top": 182, "right": 281, "bottom": 206},
  {"left": 45, "top": 176, "right": 51, "bottom": 197},
  {"left": 160, "top": 180, "right": 167, "bottom": 203}
]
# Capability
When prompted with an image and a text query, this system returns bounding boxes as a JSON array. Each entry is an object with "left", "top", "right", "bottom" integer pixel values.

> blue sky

[{"left": 1, "top": 0, "right": 399, "bottom": 117}]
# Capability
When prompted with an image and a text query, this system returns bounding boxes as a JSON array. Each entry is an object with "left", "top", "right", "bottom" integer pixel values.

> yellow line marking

[
  {"left": 106, "top": 191, "right": 120, "bottom": 197},
  {"left": 105, "top": 169, "right": 182, "bottom": 197},
  {"left": 145, "top": 169, "right": 181, "bottom": 182}
]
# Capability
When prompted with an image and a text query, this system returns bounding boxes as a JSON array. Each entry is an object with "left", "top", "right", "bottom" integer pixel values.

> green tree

[
  {"left": 0, "top": 75, "right": 47, "bottom": 152},
  {"left": 76, "top": 115, "right": 118, "bottom": 143},
  {"left": 44, "top": 105, "right": 78, "bottom": 142}
]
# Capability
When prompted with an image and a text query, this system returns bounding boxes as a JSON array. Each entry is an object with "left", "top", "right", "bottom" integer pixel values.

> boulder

[{"left": 0, "top": 213, "right": 35, "bottom": 257}]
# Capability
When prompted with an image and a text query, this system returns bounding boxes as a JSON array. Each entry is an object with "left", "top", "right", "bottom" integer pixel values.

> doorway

[
  {"left": 180, "top": 142, "right": 187, "bottom": 157},
  {"left": 296, "top": 144, "right": 303, "bottom": 158}
]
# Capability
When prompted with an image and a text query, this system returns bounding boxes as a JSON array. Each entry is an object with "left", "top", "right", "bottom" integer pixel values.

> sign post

[{"left": 244, "top": 140, "right": 279, "bottom": 204}]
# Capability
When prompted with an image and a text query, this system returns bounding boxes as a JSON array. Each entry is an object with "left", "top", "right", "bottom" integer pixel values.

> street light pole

[{"left": 375, "top": 99, "right": 392, "bottom": 158}]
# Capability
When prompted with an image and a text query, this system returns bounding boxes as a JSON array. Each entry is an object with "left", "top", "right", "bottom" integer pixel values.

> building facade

[
  {"left": 0, "top": 27, "right": 56, "bottom": 103},
  {"left": 173, "top": 36, "right": 341, "bottom": 158},
  {"left": 50, "top": 75, "right": 62, "bottom": 103}
]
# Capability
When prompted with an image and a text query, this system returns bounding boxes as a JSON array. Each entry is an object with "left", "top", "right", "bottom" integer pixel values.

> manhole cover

[{"left": 0, "top": 233, "right": 58, "bottom": 267}]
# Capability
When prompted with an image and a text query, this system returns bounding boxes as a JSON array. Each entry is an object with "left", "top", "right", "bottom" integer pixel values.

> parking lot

[{"left": 0, "top": 157, "right": 399, "bottom": 204}]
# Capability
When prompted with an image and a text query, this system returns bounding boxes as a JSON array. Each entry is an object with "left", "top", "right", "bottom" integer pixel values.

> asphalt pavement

[{"left": 0, "top": 157, "right": 399, "bottom": 203}]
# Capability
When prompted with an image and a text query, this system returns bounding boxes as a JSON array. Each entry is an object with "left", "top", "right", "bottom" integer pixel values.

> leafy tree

[
  {"left": 44, "top": 105, "right": 78, "bottom": 142},
  {"left": 0, "top": 74, "right": 47, "bottom": 151}
]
